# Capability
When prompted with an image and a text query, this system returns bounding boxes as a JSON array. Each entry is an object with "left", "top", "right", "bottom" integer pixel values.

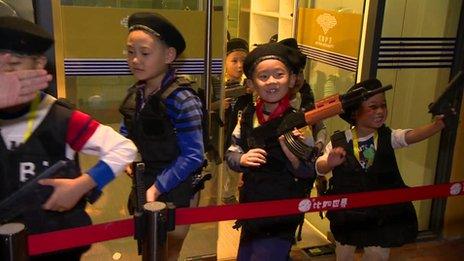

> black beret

[
  {"left": 339, "top": 78, "right": 384, "bottom": 125},
  {"left": 243, "top": 42, "right": 300, "bottom": 78},
  {"left": 278, "top": 38, "right": 306, "bottom": 72},
  {"left": 227, "top": 38, "right": 249, "bottom": 54},
  {"left": 128, "top": 12, "right": 186, "bottom": 56},
  {"left": 0, "top": 16, "right": 53, "bottom": 55}
]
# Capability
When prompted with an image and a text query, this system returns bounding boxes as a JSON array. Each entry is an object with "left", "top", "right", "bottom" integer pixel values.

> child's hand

[
  {"left": 327, "top": 147, "right": 346, "bottom": 168},
  {"left": 240, "top": 148, "right": 267, "bottom": 167},
  {"left": 146, "top": 184, "right": 161, "bottom": 202},
  {"left": 125, "top": 164, "right": 133, "bottom": 178},
  {"left": 433, "top": 114, "right": 446, "bottom": 129},
  {"left": 39, "top": 174, "right": 96, "bottom": 212}
]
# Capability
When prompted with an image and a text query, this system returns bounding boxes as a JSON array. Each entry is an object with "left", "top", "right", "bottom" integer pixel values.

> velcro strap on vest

[{"left": 160, "top": 78, "right": 191, "bottom": 100}]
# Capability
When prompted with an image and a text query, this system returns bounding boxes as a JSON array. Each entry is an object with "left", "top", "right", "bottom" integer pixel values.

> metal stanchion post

[
  {"left": 0, "top": 223, "right": 28, "bottom": 261},
  {"left": 142, "top": 201, "right": 168, "bottom": 261}
]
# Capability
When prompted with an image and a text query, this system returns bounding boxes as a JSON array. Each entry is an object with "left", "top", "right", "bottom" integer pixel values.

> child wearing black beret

[
  {"left": 119, "top": 12, "right": 205, "bottom": 261},
  {"left": 0, "top": 16, "right": 137, "bottom": 260},
  {"left": 316, "top": 79, "right": 446, "bottom": 260},
  {"left": 225, "top": 42, "right": 316, "bottom": 260},
  {"left": 221, "top": 37, "right": 251, "bottom": 204}
]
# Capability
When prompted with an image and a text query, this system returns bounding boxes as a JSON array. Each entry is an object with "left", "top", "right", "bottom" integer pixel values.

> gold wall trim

[{"left": 51, "top": 0, "right": 66, "bottom": 97}]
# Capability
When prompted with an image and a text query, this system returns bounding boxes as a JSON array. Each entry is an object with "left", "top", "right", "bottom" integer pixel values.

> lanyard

[
  {"left": 352, "top": 128, "right": 378, "bottom": 163},
  {"left": 23, "top": 95, "right": 41, "bottom": 142}
]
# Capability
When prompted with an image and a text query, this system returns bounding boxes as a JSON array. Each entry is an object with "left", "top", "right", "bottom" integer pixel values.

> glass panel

[
  {"left": 60, "top": 0, "right": 225, "bottom": 9},
  {"left": 379, "top": 0, "right": 463, "bottom": 231},
  {"left": 298, "top": 0, "right": 366, "bottom": 241},
  {"left": 54, "top": 2, "right": 224, "bottom": 259}
]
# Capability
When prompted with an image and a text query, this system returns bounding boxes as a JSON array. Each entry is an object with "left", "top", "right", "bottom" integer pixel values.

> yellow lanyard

[
  {"left": 23, "top": 95, "right": 41, "bottom": 142},
  {"left": 352, "top": 128, "right": 378, "bottom": 163}
]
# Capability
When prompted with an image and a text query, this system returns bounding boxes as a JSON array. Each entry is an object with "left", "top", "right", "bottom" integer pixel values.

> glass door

[
  {"left": 297, "top": 0, "right": 367, "bottom": 243},
  {"left": 48, "top": 1, "right": 225, "bottom": 259}
]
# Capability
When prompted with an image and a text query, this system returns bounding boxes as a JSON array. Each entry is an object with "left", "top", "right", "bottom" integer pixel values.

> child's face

[
  {"left": 126, "top": 30, "right": 176, "bottom": 81},
  {"left": 225, "top": 50, "right": 247, "bottom": 81},
  {"left": 248, "top": 59, "right": 295, "bottom": 103},
  {"left": 355, "top": 93, "right": 387, "bottom": 130},
  {"left": 0, "top": 52, "right": 46, "bottom": 72}
]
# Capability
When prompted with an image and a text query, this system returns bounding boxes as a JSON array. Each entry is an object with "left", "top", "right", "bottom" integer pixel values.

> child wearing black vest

[
  {"left": 225, "top": 42, "right": 316, "bottom": 260},
  {"left": 0, "top": 16, "right": 137, "bottom": 260},
  {"left": 119, "top": 12, "right": 205, "bottom": 261},
  {"left": 316, "top": 79, "right": 446, "bottom": 260}
]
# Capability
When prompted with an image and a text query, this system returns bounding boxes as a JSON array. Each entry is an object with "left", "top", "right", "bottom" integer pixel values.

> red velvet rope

[{"left": 28, "top": 181, "right": 464, "bottom": 255}]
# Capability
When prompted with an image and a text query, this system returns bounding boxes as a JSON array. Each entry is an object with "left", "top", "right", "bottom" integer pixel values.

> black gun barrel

[
  {"left": 428, "top": 71, "right": 463, "bottom": 115},
  {"left": 341, "top": 84, "right": 393, "bottom": 109}
]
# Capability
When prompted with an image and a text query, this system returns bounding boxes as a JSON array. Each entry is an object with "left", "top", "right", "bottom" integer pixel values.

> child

[
  {"left": 222, "top": 37, "right": 251, "bottom": 204},
  {"left": 225, "top": 42, "right": 316, "bottom": 260},
  {"left": 315, "top": 79, "right": 446, "bottom": 260},
  {"left": 119, "top": 12, "right": 205, "bottom": 261},
  {"left": 0, "top": 16, "right": 137, "bottom": 260}
]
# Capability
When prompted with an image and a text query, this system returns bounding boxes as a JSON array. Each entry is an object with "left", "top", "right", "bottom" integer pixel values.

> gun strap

[
  {"left": 160, "top": 82, "right": 180, "bottom": 100},
  {"left": 159, "top": 77, "right": 191, "bottom": 100}
]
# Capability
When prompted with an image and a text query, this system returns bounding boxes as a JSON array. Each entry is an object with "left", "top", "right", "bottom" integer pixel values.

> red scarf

[{"left": 255, "top": 94, "right": 290, "bottom": 125}]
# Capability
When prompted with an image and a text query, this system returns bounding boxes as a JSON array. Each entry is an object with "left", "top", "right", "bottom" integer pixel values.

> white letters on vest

[{"left": 20, "top": 162, "right": 36, "bottom": 182}]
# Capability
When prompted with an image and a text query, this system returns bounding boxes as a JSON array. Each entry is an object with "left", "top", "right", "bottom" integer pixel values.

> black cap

[
  {"left": 0, "top": 16, "right": 53, "bottom": 55},
  {"left": 339, "top": 79, "right": 384, "bottom": 125},
  {"left": 128, "top": 12, "right": 186, "bottom": 56},
  {"left": 227, "top": 38, "right": 249, "bottom": 54},
  {"left": 243, "top": 42, "right": 300, "bottom": 78},
  {"left": 278, "top": 38, "right": 306, "bottom": 72}
]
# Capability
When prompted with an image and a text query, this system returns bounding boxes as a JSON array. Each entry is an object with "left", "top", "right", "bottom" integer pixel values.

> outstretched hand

[{"left": 38, "top": 174, "right": 96, "bottom": 212}]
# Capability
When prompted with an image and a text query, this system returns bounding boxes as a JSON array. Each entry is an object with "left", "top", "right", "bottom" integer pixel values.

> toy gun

[
  {"left": 191, "top": 159, "right": 212, "bottom": 195},
  {"left": 132, "top": 162, "right": 146, "bottom": 255},
  {"left": 428, "top": 71, "right": 463, "bottom": 128},
  {"left": 249, "top": 84, "right": 393, "bottom": 160},
  {"left": 0, "top": 160, "right": 101, "bottom": 224},
  {"left": 225, "top": 80, "right": 248, "bottom": 99}
]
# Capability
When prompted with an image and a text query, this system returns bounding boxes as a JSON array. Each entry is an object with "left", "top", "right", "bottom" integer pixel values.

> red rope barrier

[
  {"left": 28, "top": 218, "right": 133, "bottom": 255},
  {"left": 27, "top": 181, "right": 464, "bottom": 255},
  {"left": 175, "top": 181, "right": 464, "bottom": 224}
]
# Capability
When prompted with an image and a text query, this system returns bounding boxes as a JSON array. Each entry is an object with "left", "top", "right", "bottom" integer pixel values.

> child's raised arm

[{"left": 404, "top": 115, "right": 445, "bottom": 145}]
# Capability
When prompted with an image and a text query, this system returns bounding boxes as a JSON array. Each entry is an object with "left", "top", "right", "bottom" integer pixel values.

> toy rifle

[
  {"left": 132, "top": 162, "right": 146, "bottom": 255},
  {"left": 249, "top": 84, "right": 393, "bottom": 160},
  {"left": 428, "top": 71, "right": 463, "bottom": 128},
  {"left": 0, "top": 160, "right": 101, "bottom": 224}
]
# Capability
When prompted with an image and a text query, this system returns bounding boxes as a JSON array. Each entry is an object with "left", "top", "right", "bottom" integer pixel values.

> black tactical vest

[
  {"left": 236, "top": 105, "right": 312, "bottom": 241},
  {"left": 0, "top": 101, "right": 90, "bottom": 234},
  {"left": 326, "top": 125, "right": 418, "bottom": 247},
  {"left": 119, "top": 79, "right": 195, "bottom": 207}
]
